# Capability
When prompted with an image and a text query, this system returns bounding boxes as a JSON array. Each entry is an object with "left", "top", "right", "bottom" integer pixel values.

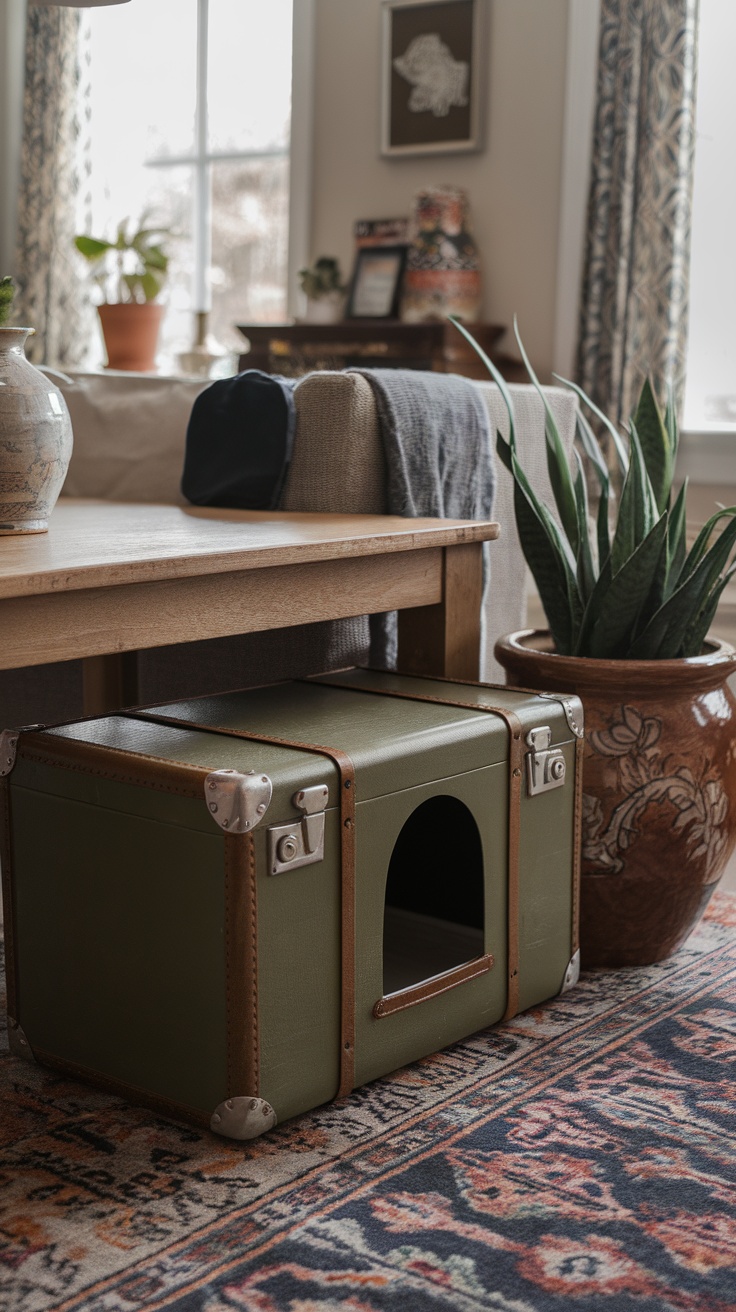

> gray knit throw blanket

[{"left": 351, "top": 368, "right": 495, "bottom": 666}]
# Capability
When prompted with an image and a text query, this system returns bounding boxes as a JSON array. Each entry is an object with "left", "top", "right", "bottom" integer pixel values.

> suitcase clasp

[
  {"left": 268, "top": 784, "right": 328, "bottom": 875},
  {"left": 525, "top": 726, "right": 567, "bottom": 796}
]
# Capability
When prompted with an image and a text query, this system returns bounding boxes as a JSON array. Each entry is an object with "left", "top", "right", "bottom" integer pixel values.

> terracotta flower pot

[
  {"left": 495, "top": 629, "right": 736, "bottom": 967},
  {"left": 97, "top": 303, "right": 163, "bottom": 372}
]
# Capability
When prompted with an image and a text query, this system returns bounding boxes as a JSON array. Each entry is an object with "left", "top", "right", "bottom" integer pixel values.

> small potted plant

[
  {"left": 74, "top": 219, "right": 170, "bottom": 371},
  {"left": 453, "top": 317, "right": 736, "bottom": 968},
  {"left": 298, "top": 256, "right": 346, "bottom": 324}
]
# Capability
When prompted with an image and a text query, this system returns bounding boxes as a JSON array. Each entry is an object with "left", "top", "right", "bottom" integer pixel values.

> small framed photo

[
  {"left": 345, "top": 246, "right": 407, "bottom": 319},
  {"left": 381, "top": 0, "right": 485, "bottom": 157}
]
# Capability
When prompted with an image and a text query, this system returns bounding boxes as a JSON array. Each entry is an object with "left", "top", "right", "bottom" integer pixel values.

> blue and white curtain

[
  {"left": 14, "top": 6, "right": 90, "bottom": 367},
  {"left": 576, "top": 0, "right": 700, "bottom": 424}
]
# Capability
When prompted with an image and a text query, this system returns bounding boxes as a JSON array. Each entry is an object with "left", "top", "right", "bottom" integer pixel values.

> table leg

[
  {"left": 82, "top": 653, "right": 140, "bottom": 717},
  {"left": 396, "top": 541, "right": 483, "bottom": 681}
]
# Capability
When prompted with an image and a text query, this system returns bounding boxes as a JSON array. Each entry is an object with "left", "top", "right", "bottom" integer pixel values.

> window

[
  {"left": 683, "top": 0, "right": 736, "bottom": 433},
  {"left": 79, "top": 0, "right": 293, "bottom": 371}
]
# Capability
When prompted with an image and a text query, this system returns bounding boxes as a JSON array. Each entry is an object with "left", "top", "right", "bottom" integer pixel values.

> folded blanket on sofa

[
  {"left": 351, "top": 368, "right": 495, "bottom": 665},
  {"left": 181, "top": 369, "right": 296, "bottom": 509}
]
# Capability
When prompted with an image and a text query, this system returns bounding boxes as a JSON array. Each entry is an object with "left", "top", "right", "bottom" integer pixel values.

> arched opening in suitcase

[{"left": 382, "top": 794, "right": 484, "bottom": 996}]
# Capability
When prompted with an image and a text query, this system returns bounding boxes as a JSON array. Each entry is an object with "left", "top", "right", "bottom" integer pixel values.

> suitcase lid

[{"left": 38, "top": 671, "right": 580, "bottom": 826}]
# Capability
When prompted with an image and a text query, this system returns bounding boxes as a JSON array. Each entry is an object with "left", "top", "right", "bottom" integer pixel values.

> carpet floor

[{"left": 1, "top": 896, "right": 735, "bottom": 1312}]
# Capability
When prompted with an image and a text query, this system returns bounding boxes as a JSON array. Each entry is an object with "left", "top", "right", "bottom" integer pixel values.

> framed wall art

[{"left": 381, "top": 0, "right": 486, "bottom": 157}]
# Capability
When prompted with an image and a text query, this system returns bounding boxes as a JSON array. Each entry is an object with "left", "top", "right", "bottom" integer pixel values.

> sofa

[{"left": 0, "top": 368, "right": 578, "bottom": 729}]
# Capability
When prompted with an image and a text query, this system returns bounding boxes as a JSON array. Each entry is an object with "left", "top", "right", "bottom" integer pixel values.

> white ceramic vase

[{"left": 0, "top": 327, "right": 73, "bottom": 534}]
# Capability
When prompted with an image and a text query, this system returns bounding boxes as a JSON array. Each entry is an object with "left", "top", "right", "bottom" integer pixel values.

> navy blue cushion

[{"left": 181, "top": 370, "right": 296, "bottom": 510}]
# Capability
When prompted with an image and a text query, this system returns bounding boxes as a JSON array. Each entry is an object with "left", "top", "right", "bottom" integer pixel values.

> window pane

[
  {"left": 86, "top": 0, "right": 197, "bottom": 187},
  {"left": 207, "top": 0, "right": 293, "bottom": 154},
  {"left": 210, "top": 156, "right": 290, "bottom": 345},
  {"left": 684, "top": 0, "right": 736, "bottom": 430}
]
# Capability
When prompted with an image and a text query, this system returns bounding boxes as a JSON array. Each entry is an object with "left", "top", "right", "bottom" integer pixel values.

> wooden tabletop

[{"left": 0, "top": 500, "right": 499, "bottom": 599}]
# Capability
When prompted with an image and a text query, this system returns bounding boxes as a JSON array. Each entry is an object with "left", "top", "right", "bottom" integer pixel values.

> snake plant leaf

[
  {"left": 610, "top": 422, "right": 657, "bottom": 575},
  {"left": 634, "top": 378, "right": 673, "bottom": 515},
  {"left": 679, "top": 506, "right": 736, "bottom": 585},
  {"left": 573, "top": 448, "right": 596, "bottom": 603},
  {"left": 586, "top": 515, "right": 669, "bottom": 658},
  {"left": 553, "top": 372, "right": 630, "bottom": 476},
  {"left": 511, "top": 475, "right": 574, "bottom": 651},
  {"left": 449, "top": 315, "right": 517, "bottom": 447},
  {"left": 681, "top": 562, "right": 736, "bottom": 656},
  {"left": 74, "top": 235, "right": 113, "bottom": 261},
  {"left": 575, "top": 410, "right": 614, "bottom": 569},
  {"left": 496, "top": 428, "right": 513, "bottom": 476},
  {"left": 575, "top": 409, "right": 610, "bottom": 492},
  {"left": 513, "top": 320, "right": 579, "bottom": 553},
  {"left": 629, "top": 513, "right": 736, "bottom": 658},
  {"left": 664, "top": 386, "right": 679, "bottom": 468},
  {"left": 596, "top": 482, "right": 611, "bottom": 575},
  {"left": 503, "top": 439, "right": 580, "bottom": 651},
  {"left": 665, "top": 479, "right": 688, "bottom": 597}
]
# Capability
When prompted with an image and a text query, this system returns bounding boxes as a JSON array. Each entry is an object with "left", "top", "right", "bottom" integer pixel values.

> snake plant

[{"left": 452, "top": 317, "right": 736, "bottom": 659}]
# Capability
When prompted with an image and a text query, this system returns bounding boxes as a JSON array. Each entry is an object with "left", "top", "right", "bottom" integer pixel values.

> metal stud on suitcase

[{"left": 0, "top": 669, "right": 583, "bottom": 1140}]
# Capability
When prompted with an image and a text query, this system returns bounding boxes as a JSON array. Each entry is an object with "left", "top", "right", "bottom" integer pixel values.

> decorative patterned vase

[
  {"left": 97, "top": 303, "right": 163, "bottom": 372},
  {"left": 0, "top": 327, "right": 73, "bottom": 535},
  {"left": 401, "top": 186, "right": 482, "bottom": 323},
  {"left": 495, "top": 629, "right": 736, "bottom": 968}
]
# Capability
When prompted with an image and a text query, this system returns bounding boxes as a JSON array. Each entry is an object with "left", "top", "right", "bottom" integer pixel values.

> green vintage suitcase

[{"left": 0, "top": 670, "right": 583, "bottom": 1141}]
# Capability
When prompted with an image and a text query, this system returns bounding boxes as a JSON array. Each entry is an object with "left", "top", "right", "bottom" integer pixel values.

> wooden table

[{"left": 0, "top": 500, "right": 499, "bottom": 716}]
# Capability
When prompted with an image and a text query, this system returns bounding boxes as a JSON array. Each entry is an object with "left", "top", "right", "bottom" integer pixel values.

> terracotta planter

[
  {"left": 97, "top": 303, "right": 163, "bottom": 372},
  {"left": 0, "top": 326, "right": 73, "bottom": 534},
  {"left": 495, "top": 629, "right": 736, "bottom": 967}
]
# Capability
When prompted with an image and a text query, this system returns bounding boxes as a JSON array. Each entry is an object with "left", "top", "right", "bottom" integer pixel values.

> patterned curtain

[
  {"left": 14, "top": 6, "right": 89, "bottom": 367},
  {"left": 576, "top": 0, "right": 700, "bottom": 424}
]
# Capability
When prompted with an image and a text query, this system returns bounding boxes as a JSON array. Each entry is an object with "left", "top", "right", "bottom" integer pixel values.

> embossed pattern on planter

[
  {"left": 0, "top": 327, "right": 73, "bottom": 534},
  {"left": 496, "top": 630, "right": 736, "bottom": 968}
]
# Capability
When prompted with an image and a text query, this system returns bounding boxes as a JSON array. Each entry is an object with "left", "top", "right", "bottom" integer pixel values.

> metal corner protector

[
  {"left": 559, "top": 949, "right": 581, "bottom": 994},
  {"left": 210, "top": 1096, "right": 277, "bottom": 1140},
  {"left": 204, "top": 770, "right": 273, "bottom": 833}
]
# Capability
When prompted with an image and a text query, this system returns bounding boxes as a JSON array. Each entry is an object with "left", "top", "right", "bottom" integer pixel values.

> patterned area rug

[{"left": 1, "top": 897, "right": 735, "bottom": 1312}]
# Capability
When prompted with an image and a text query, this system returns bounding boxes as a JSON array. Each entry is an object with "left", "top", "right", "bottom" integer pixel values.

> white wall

[{"left": 310, "top": 0, "right": 570, "bottom": 376}]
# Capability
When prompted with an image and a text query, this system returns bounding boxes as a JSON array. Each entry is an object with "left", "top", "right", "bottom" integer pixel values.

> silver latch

[
  {"left": 204, "top": 769, "right": 273, "bottom": 832},
  {"left": 268, "top": 783, "right": 328, "bottom": 875},
  {"left": 525, "top": 726, "right": 566, "bottom": 796}
]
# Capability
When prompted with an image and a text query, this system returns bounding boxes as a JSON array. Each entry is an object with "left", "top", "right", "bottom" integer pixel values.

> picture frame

[
  {"left": 345, "top": 245, "right": 408, "bottom": 319},
  {"left": 381, "top": 0, "right": 485, "bottom": 157}
]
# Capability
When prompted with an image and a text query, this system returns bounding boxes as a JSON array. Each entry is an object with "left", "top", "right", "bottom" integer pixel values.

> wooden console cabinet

[{"left": 236, "top": 321, "right": 508, "bottom": 380}]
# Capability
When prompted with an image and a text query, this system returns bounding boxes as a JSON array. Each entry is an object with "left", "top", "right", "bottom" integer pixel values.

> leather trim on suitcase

[
  {"left": 0, "top": 776, "right": 18, "bottom": 1022},
  {"left": 123, "top": 711, "right": 358, "bottom": 1101},
  {"left": 224, "top": 833, "right": 259, "bottom": 1096},
  {"left": 373, "top": 953, "right": 494, "bottom": 1018}
]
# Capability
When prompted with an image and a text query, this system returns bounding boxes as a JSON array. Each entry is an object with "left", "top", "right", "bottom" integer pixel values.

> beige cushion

[
  {"left": 283, "top": 371, "right": 387, "bottom": 513},
  {"left": 57, "top": 370, "right": 208, "bottom": 504}
]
